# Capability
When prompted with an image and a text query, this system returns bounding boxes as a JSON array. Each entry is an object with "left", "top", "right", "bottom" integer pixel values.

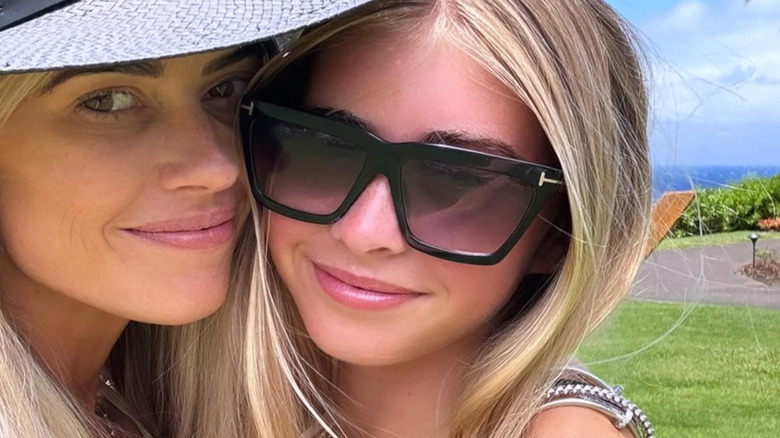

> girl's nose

[{"left": 329, "top": 176, "right": 407, "bottom": 257}]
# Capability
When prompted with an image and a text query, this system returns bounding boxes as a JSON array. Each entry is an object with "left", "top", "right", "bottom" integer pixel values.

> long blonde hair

[{"left": 168, "top": 0, "right": 651, "bottom": 436}]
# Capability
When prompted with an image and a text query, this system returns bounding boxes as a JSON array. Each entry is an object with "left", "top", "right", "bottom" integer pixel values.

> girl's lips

[
  {"left": 313, "top": 264, "right": 423, "bottom": 311},
  {"left": 124, "top": 211, "right": 236, "bottom": 250}
]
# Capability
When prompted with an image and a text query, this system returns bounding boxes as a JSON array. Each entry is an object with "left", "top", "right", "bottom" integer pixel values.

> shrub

[
  {"left": 670, "top": 174, "right": 780, "bottom": 237},
  {"left": 758, "top": 217, "right": 780, "bottom": 232}
]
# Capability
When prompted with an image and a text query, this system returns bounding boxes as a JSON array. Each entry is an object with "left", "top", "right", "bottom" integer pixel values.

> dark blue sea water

[{"left": 652, "top": 166, "right": 780, "bottom": 199}]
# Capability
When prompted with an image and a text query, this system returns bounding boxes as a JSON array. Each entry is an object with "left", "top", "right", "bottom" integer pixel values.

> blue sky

[{"left": 606, "top": 0, "right": 779, "bottom": 166}]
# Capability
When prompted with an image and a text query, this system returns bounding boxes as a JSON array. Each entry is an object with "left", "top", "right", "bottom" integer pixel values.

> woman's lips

[
  {"left": 123, "top": 210, "right": 236, "bottom": 250},
  {"left": 314, "top": 264, "right": 423, "bottom": 311}
]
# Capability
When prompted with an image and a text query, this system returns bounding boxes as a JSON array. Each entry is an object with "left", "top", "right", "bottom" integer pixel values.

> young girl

[
  {"left": 0, "top": 1, "right": 371, "bottom": 436},
  {"left": 172, "top": 0, "right": 652, "bottom": 436}
]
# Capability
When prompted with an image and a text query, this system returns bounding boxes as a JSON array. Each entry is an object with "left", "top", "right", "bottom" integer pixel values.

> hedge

[{"left": 669, "top": 174, "right": 780, "bottom": 237}]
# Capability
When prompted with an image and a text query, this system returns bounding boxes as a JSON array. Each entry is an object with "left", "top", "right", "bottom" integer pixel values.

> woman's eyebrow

[
  {"left": 43, "top": 62, "right": 164, "bottom": 93},
  {"left": 202, "top": 46, "right": 261, "bottom": 75},
  {"left": 42, "top": 46, "right": 261, "bottom": 93}
]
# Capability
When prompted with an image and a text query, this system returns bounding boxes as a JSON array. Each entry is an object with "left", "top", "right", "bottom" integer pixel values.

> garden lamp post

[{"left": 749, "top": 233, "right": 760, "bottom": 267}]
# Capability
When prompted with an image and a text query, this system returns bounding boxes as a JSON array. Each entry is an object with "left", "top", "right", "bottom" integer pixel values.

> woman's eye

[
  {"left": 203, "top": 78, "right": 251, "bottom": 124},
  {"left": 207, "top": 78, "right": 250, "bottom": 99},
  {"left": 80, "top": 90, "right": 137, "bottom": 112}
]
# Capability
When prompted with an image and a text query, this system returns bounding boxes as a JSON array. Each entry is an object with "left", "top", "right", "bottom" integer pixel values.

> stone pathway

[{"left": 630, "top": 239, "right": 780, "bottom": 310}]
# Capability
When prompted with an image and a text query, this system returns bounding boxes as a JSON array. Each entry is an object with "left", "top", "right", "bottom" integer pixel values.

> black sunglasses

[{"left": 240, "top": 100, "right": 565, "bottom": 265}]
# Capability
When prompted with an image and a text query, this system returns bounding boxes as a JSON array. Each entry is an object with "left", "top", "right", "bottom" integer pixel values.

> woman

[
  {"left": 0, "top": 0, "right": 371, "bottom": 436},
  {"left": 208, "top": 0, "right": 653, "bottom": 437}
]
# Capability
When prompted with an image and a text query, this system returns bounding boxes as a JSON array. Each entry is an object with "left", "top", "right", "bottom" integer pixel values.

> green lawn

[
  {"left": 657, "top": 230, "right": 780, "bottom": 251},
  {"left": 578, "top": 301, "right": 780, "bottom": 438}
]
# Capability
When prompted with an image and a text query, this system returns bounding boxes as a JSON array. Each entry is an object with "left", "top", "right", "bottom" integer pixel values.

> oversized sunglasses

[{"left": 239, "top": 100, "right": 565, "bottom": 265}]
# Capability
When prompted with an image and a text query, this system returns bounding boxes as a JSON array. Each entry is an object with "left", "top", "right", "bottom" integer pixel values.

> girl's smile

[{"left": 313, "top": 263, "right": 425, "bottom": 311}]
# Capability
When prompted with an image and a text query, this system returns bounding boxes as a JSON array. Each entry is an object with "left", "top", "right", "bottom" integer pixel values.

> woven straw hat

[{"left": 0, "top": 0, "right": 373, "bottom": 73}]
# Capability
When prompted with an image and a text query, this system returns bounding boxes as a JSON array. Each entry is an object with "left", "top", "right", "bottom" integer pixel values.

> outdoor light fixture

[{"left": 749, "top": 232, "right": 760, "bottom": 267}]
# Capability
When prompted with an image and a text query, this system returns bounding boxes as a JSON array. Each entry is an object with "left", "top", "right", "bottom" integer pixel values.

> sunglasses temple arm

[{"left": 538, "top": 171, "right": 566, "bottom": 193}]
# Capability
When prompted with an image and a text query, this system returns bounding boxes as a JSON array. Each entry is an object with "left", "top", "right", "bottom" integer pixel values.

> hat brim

[{"left": 0, "top": 0, "right": 373, "bottom": 74}]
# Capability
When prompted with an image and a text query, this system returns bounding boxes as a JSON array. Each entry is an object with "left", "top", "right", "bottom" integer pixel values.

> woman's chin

[
  {"left": 115, "top": 277, "right": 229, "bottom": 326},
  {"left": 145, "top": 299, "right": 226, "bottom": 326}
]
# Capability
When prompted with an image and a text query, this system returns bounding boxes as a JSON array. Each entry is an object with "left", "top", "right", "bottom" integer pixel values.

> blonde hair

[{"left": 168, "top": 0, "right": 652, "bottom": 437}]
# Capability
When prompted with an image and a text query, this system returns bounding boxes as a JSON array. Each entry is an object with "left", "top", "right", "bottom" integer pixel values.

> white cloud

[
  {"left": 664, "top": 1, "right": 707, "bottom": 32},
  {"left": 643, "top": 0, "right": 780, "bottom": 123}
]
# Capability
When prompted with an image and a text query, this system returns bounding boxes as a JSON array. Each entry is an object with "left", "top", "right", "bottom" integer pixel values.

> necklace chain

[
  {"left": 95, "top": 397, "right": 118, "bottom": 437},
  {"left": 95, "top": 376, "right": 120, "bottom": 437}
]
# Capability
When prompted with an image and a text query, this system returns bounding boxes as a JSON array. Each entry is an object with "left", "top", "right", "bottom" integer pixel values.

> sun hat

[{"left": 0, "top": 0, "right": 374, "bottom": 74}]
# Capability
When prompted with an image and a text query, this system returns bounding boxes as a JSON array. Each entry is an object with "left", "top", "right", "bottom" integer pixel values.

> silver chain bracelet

[{"left": 540, "top": 367, "right": 655, "bottom": 438}]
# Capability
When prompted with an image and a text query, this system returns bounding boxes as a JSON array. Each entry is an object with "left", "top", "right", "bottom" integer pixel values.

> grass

[
  {"left": 657, "top": 230, "right": 780, "bottom": 251},
  {"left": 578, "top": 301, "right": 780, "bottom": 438}
]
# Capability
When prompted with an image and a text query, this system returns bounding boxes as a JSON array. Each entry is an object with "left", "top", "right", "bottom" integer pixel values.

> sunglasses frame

[{"left": 240, "top": 100, "right": 565, "bottom": 265}]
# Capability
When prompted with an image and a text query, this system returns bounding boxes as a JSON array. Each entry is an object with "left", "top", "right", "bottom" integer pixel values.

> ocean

[{"left": 652, "top": 166, "right": 780, "bottom": 199}]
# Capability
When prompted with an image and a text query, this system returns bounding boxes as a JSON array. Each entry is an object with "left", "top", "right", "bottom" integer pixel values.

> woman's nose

[
  {"left": 156, "top": 107, "right": 240, "bottom": 193},
  {"left": 329, "top": 176, "right": 408, "bottom": 257}
]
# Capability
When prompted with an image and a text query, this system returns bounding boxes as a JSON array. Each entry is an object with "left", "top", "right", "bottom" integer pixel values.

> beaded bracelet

[{"left": 539, "top": 367, "right": 655, "bottom": 438}]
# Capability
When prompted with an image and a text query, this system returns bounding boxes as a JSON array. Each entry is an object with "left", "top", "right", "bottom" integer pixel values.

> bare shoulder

[{"left": 527, "top": 406, "right": 634, "bottom": 438}]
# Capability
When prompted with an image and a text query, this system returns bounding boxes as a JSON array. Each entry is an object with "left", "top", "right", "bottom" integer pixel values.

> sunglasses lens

[
  {"left": 402, "top": 160, "right": 534, "bottom": 255},
  {"left": 252, "top": 118, "right": 365, "bottom": 215}
]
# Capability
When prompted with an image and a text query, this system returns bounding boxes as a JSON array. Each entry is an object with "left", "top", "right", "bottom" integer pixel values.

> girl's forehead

[
  {"left": 304, "top": 33, "right": 552, "bottom": 166},
  {"left": 308, "top": 32, "right": 481, "bottom": 106}
]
